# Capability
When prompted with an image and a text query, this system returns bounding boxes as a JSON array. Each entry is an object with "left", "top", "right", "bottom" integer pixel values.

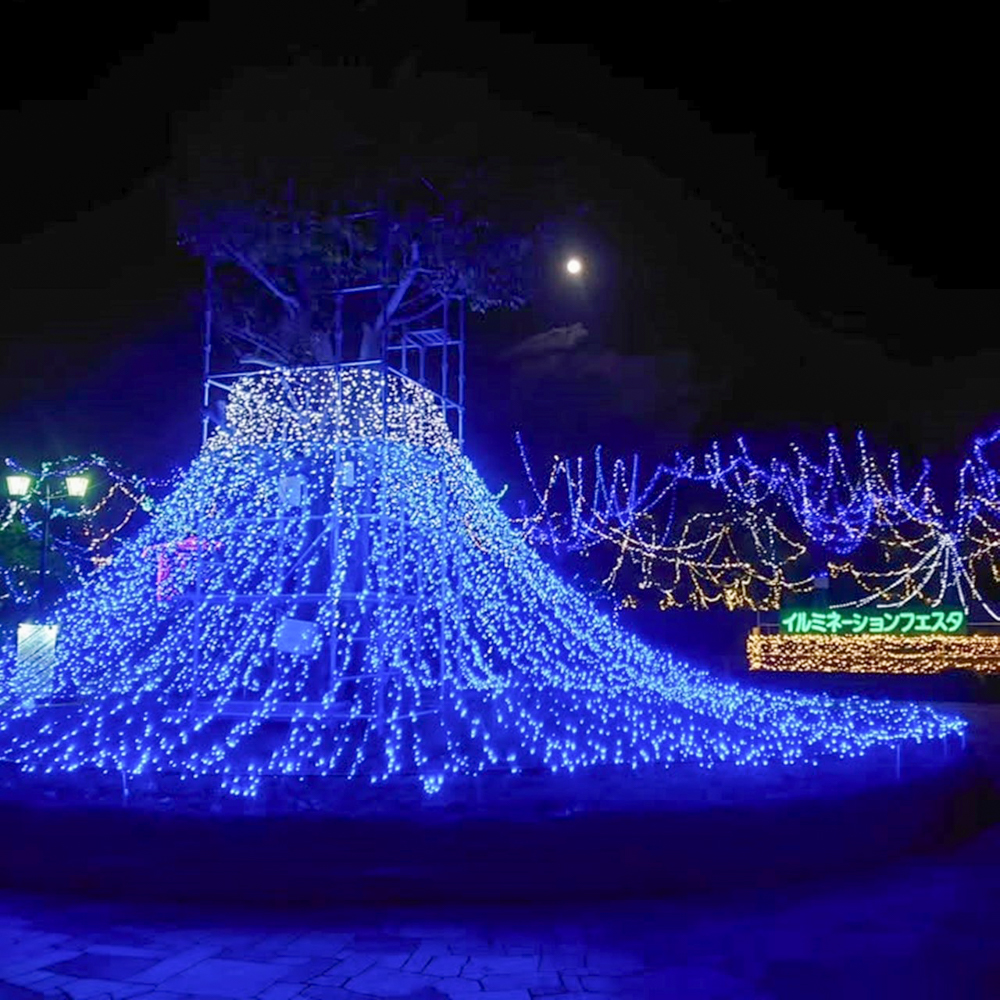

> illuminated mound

[{"left": 0, "top": 367, "right": 966, "bottom": 795}]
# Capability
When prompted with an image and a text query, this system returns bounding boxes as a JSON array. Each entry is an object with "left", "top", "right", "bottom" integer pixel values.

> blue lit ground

[{"left": 0, "top": 702, "right": 997, "bottom": 1000}]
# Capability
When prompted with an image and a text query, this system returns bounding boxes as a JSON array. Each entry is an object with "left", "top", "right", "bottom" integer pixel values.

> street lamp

[
  {"left": 565, "top": 256, "right": 583, "bottom": 275},
  {"left": 4, "top": 468, "right": 89, "bottom": 615},
  {"left": 5, "top": 474, "right": 31, "bottom": 497},
  {"left": 65, "top": 475, "right": 89, "bottom": 498}
]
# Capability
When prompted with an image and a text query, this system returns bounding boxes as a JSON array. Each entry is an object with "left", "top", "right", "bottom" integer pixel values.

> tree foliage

[{"left": 171, "top": 62, "right": 574, "bottom": 367}]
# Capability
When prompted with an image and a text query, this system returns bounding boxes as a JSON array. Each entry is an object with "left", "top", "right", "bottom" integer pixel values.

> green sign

[{"left": 779, "top": 609, "right": 966, "bottom": 636}]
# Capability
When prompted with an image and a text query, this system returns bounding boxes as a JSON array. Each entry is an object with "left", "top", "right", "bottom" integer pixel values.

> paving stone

[
  {"left": 538, "top": 952, "right": 584, "bottom": 973},
  {"left": 9, "top": 933, "right": 72, "bottom": 952},
  {"left": 462, "top": 956, "right": 538, "bottom": 979},
  {"left": 2, "top": 975, "right": 47, "bottom": 995},
  {"left": 558, "top": 975, "right": 583, "bottom": 993},
  {"left": 133, "top": 994, "right": 233, "bottom": 1000},
  {"left": 434, "top": 976, "right": 483, "bottom": 997},
  {"left": 216, "top": 946, "right": 284, "bottom": 963},
  {"left": 55, "top": 979, "right": 154, "bottom": 1000},
  {"left": 86, "top": 946, "right": 170, "bottom": 960},
  {"left": 577, "top": 977, "right": 626, "bottom": 994},
  {"left": 148, "top": 932, "right": 208, "bottom": 949},
  {"left": 257, "top": 934, "right": 305, "bottom": 954},
  {"left": 390, "top": 925, "right": 470, "bottom": 940},
  {"left": 309, "top": 976, "right": 348, "bottom": 988},
  {"left": 582, "top": 951, "right": 646, "bottom": 976},
  {"left": 91, "top": 930, "right": 167, "bottom": 949},
  {"left": 337, "top": 949, "right": 412, "bottom": 970},
  {"left": 584, "top": 965, "right": 748, "bottom": 998},
  {"left": 526, "top": 984, "right": 569, "bottom": 997},
  {"left": 259, "top": 983, "right": 307, "bottom": 1000},
  {"left": 446, "top": 942, "right": 493, "bottom": 957},
  {"left": 0, "top": 949, "right": 83, "bottom": 977},
  {"left": 431, "top": 976, "right": 483, "bottom": 996},
  {"left": 301, "top": 988, "right": 356, "bottom": 1000},
  {"left": 22, "top": 973, "right": 75, "bottom": 991},
  {"left": 192, "top": 931, "right": 266, "bottom": 950},
  {"left": 0, "top": 982, "right": 45, "bottom": 1000},
  {"left": 342, "top": 966, "right": 437, "bottom": 996},
  {"left": 350, "top": 936, "right": 420, "bottom": 953},
  {"left": 49, "top": 953, "right": 160, "bottom": 981},
  {"left": 402, "top": 944, "right": 450, "bottom": 973},
  {"left": 273, "top": 959, "right": 340, "bottom": 983},
  {"left": 322, "top": 955, "right": 376, "bottom": 979},
  {"left": 134, "top": 994, "right": 225, "bottom": 1000},
  {"left": 281, "top": 935, "right": 353, "bottom": 959},
  {"left": 423, "top": 956, "right": 466, "bottom": 978},
  {"left": 130, "top": 946, "right": 221, "bottom": 984},
  {"left": 157, "top": 958, "right": 285, "bottom": 997},
  {"left": 753, "top": 957, "right": 839, "bottom": 1000},
  {"left": 480, "top": 973, "right": 561, "bottom": 993},
  {"left": 466, "top": 992, "right": 530, "bottom": 1000}
]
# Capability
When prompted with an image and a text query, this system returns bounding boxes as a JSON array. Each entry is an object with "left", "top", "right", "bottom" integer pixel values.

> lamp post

[{"left": 5, "top": 468, "right": 89, "bottom": 618}]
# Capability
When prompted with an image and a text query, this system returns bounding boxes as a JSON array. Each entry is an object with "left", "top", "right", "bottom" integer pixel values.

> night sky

[{"left": 2, "top": 2, "right": 996, "bottom": 481}]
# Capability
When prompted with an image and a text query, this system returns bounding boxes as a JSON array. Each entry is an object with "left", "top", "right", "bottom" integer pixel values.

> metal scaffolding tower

[{"left": 185, "top": 256, "right": 468, "bottom": 744}]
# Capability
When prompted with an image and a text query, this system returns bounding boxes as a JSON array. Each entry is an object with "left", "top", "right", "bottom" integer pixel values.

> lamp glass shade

[
  {"left": 5, "top": 474, "right": 32, "bottom": 497},
  {"left": 64, "top": 475, "right": 89, "bottom": 498}
]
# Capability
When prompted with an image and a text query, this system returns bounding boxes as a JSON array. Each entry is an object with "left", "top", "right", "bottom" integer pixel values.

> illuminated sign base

[
  {"left": 14, "top": 623, "right": 58, "bottom": 702},
  {"left": 747, "top": 628, "right": 1000, "bottom": 675}
]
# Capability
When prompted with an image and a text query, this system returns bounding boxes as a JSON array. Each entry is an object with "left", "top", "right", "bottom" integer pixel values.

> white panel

[
  {"left": 15, "top": 623, "right": 58, "bottom": 702},
  {"left": 278, "top": 474, "right": 305, "bottom": 507},
  {"left": 273, "top": 617, "right": 320, "bottom": 656}
]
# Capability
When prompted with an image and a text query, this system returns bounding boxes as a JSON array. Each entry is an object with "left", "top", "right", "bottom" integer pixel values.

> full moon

[{"left": 565, "top": 257, "right": 582, "bottom": 275}]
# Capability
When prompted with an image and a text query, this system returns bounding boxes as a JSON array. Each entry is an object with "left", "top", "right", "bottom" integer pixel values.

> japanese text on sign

[{"left": 779, "top": 610, "right": 966, "bottom": 635}]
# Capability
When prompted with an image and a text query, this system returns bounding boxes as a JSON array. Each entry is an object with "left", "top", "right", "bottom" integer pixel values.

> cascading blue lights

[{"left": 0, "top": 369, "right": 967, "bottom": 797}]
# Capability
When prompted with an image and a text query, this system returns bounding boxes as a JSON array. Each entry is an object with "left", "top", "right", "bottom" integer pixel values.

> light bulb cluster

[
  {"left": 748, "top": 630, "right": 1000, "bottom": 675},
  {"left": 516, "top": 429, "right": 1000, "bottom": 617},
  {"left": 0, "top": 369, "right": 966, "bottom": 797}
]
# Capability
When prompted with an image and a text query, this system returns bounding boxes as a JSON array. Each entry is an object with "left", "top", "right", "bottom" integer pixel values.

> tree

[
  {"left": 176, "top": 192, "right": 535, "bottom": 367},
  {"left": 171, "top": 62, "right": 573, "bottom": 368}
]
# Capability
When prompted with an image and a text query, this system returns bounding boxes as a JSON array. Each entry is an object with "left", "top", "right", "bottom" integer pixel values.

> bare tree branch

[
  {"left": 360, "top": 241, "right": 421, "bottom": 359},
  {"left": 390, "top": 290, "right": 445, "bottom": 327},
  {"left": 218, "top": 317, "right": 293, "bottom": 365},
  {"left": 219, "top": 242, "right": 301, "bottom": 314},
  {"left": 379, "top": 241, "right": 421, "bottom": 328}
]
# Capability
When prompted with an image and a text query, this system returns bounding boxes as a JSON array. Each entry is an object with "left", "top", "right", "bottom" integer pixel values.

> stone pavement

[{"left": 1, "top": 814, "right": 999, "bottom": 1000}]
